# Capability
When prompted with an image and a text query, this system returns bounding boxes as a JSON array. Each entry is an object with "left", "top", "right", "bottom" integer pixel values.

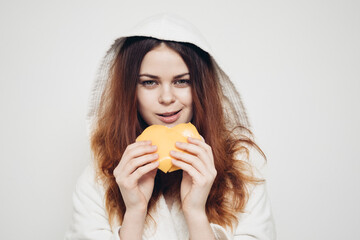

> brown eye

[
  {"left": 140, "top": 80, "right": 157, "bottom": 87},
  {"left": 174, "top": 79, "right": 191, "bottom": 86}
]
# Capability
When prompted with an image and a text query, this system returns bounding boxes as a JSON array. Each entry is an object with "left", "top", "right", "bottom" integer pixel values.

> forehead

[{"left": 139, "top": 43, "right": 189, "bottom": 76}]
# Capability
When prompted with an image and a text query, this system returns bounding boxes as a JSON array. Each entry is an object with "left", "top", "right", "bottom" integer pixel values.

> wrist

[
  {"left": 183, "top": 207, "right": 207, "bottom": 222},
  {"left": 120, "top": 208, "right": 147, "bottom": 240},
  {"left": 124, "top": 206, "right": 147, "bottom": 220},
  {"left": 183, "top": 209, "right": 215, "bottom": 240},
  {"left": 182, "top": 204, "right": 205, "bottom": 215}
]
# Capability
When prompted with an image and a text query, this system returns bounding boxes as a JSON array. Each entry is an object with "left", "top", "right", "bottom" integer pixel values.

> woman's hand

[
  {"left": 113, "top": 141, "right": 159, "bottom": 212},
  {"left": 170, "top": 137, "right": 217, "bottom": 214}
]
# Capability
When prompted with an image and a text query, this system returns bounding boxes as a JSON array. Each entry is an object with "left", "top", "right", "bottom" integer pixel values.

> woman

[{"left": 65, "top": 14, "right": 276, "bottom": 240}]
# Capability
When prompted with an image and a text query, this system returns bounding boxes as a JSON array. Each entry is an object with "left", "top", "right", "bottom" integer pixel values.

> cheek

[
  {"left": 176, "top": 89, "right": 193, "bottom": 118},
  {"left": 185, "top": 91, "right": 193, "bottom": 119},
  {"left": 137, "top": 89, "right": 155, "bottom": 115},
  {"left": 137, "top": 89, "right": 149, "bottom": 105},
  {"left": 180, "top": 89, "right": 193, "bottom": 106}
]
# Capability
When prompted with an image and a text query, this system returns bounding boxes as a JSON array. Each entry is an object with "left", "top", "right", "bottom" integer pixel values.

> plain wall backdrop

[{"left": 0, "top": 0, "right": 359, "bottom": 239}]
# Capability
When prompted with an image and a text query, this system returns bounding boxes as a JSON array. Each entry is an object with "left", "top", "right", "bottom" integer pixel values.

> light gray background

[{"left": 0, "top": 0, "right": 359, "bottom": 239}]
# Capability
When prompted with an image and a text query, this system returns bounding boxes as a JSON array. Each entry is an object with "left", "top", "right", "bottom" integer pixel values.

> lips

[
  {"left": 158, "top": 110, "right": 181, "bottom": 117},
  {"left": 157, "top": 110, "right": 181, "bottom": 123}
]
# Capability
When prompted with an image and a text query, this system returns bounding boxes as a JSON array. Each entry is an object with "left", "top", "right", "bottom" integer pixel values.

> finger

[
  {"left": 122, "top": 153, "right": 159, "bottom": 176},
  {"left": 115, "top": 142, "right": 156, "bottom": 175},
  {"left": 186, "top": 138, "right": 214, "bottom": 167},
  {"left": 171, "top": 159, "right": 202, "bottom": 184},
  {"left": 118, "top": 161, "right": 159, "bottom": 193},
  {"left": 121, "top": 144, "right": 157, "bottom": 166},
  {"left": 129, "top": 144, "right": 157, "bottom": 158},
  {"left": 187, "top": 137, "right": 213, "bottom": 156},
  {"left": 128, "top": 161, "right": 159, "bottom": 184},
  {"left": 170, "top": 150, "right": 206, "bottom": 175},
  {"left": 175, "top": 141, "right": 214, "bottom": 168},
  {"left": 125, "top": 140, "right": 152, "bottom": 153}
]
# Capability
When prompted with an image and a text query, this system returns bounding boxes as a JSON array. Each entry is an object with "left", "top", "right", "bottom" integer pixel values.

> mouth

[{"left": 157, "top": 110, "right": 181, "bottom": 124}]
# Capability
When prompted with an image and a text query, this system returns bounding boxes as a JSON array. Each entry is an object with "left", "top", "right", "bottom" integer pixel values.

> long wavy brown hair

[{"left": 91, "top": 36, "right": 264, "bottom": 231}]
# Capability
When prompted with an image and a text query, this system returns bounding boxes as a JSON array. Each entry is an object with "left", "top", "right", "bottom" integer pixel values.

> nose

[{"left": 158, "top": 85, "right": 175, "bottom": 105}]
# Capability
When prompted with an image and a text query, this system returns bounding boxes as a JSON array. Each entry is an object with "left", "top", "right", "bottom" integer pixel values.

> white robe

[{"left": 64, "top": 163, "right": 276, "bottom": 240}]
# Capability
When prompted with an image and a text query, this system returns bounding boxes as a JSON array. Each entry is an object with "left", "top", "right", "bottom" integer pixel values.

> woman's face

[{"left": 136, "top": 43, "right": 193, "bottom": 127}]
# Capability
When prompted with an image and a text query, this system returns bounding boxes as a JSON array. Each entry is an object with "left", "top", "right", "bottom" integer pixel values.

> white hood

[{"left": 87, "top": 14, "right": 250, "bottom": 136}]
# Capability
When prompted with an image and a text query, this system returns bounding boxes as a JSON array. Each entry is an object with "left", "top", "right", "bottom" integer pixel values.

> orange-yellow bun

[{"left": 136, "top": 123, "right": 201, "bottom": 173}]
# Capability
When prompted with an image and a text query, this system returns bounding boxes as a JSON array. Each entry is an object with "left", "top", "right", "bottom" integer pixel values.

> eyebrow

[{"left": 138, "top": 73, "right": 190, "bottom": 79}]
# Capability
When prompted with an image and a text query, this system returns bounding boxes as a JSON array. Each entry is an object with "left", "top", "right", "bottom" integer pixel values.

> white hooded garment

[{"left": 65, "top": 14, "right": 276, "bottom": 240}]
